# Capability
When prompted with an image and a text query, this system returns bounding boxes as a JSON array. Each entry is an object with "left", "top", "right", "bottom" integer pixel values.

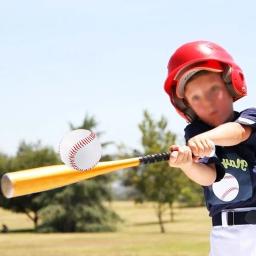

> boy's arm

[
  {"left": 169, "top": 146, "right": 216, "bottom": 186},
  {"left": 169, "top": 122, "right": 252, "bottom": 186},
  {"left": 188, "top": 122, "right": 252, "bottom": 157},
  {"left": 182, "top": 162, "right": 216, "bottom": 186},
  {"left": 201, "top": 122, "right": 252, "bottom": 145}
]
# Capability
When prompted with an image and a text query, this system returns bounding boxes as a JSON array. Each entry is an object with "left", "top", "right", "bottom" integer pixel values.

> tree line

[{"left": 0, "top": 111, "right": 204, "bottom": 233}]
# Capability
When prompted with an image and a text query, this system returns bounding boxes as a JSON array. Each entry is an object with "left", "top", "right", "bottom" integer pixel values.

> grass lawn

[{"left": 0, "top": 201, "right": 211, "bottom": 256}]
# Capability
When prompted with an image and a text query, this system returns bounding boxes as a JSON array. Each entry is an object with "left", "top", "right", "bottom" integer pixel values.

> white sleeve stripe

[{"left": 236, "top": 117, "right": 256, "bottom": 125}]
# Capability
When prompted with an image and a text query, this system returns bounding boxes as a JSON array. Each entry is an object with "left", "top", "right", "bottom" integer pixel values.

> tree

[
  {"left": 38, "top": 113, "right": 121, "bottom": 232},
  {"left": 178, "top": 179, "right": 205, "bottom": 207},
  {"left": 39, "top": 180, "right": 120, "bottom": 232},
  {"left": 0, "top": 142, "right": 60, "bottom": 230},
  {"left": 123, "top": 111, "right": 182, "bottom": 233},
  {"left": 0, "top": 152, "right": 11, "bottom": 176}
]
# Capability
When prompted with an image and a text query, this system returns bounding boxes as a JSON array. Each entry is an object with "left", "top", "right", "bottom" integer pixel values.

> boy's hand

[
  {"left": 168, "top": 145, "right": 193, "bottom": 170},
  {"left": 187, "top": 135, "right": 215, "bottom": 157}
]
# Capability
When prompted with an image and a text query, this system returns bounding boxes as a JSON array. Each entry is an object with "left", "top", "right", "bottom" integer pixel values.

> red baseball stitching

[
  {"left": 68, "top": 131, "right": 96, "bottom": 171},
  {"left": 221, "top": 187, "right": 238, "bottom": 201},
  {"left": 224, "top": 175, "right": 235, "bottom": 179}
]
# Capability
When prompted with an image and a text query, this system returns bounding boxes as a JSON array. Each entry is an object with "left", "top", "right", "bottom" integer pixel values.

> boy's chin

[
  {"left": 203, "top": 120, "right": 221, "bottom": 127},
  {"left": 202, "top": 115, "right": 233, "bottom": 127}
]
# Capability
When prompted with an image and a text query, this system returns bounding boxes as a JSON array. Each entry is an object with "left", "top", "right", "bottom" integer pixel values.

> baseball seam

[
  {"left": 221, "top": 187, "right": 239, "bottom": 201},
  {"left": 224, "top": 175, "right": 235, "bottom": 180},
  {"left": 68, "top": 131, "right": 97, "bottom": 171}
]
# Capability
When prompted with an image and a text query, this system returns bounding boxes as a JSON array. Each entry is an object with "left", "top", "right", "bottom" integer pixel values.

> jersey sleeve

[
  {"left": 235, "top": 108, "right": 256, "bottom": 128},
  {"left": 184, "top": 120, "right": 211, "bottom": 141},
  {"left": 235, "top": 108, "right": 256, "bottom": 148}
]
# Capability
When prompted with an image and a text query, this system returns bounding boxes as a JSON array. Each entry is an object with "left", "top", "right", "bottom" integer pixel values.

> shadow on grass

[
  {"left": 132, "top": 220, "right": 172, "bottom": 226},
  {"left": 3, "top": 228, "right": 35, "bottom": 233}
]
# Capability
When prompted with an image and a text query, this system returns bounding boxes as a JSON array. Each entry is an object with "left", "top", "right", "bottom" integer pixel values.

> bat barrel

[
  {"left": 1, "top": 174, "right": 13, "bottom": 199},
  {"left": 1, "top": 158, "right": 141, "bottom": 198}
]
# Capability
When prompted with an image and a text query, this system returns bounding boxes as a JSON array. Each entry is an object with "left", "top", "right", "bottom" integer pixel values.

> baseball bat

[{"left": 1, "top": 152, "right": 170, "bottom": 198}]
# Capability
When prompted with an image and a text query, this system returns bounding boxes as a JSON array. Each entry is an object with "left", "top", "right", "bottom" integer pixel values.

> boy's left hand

[{"left": 187, "top": 135, "right": 215, "bottom": 158}]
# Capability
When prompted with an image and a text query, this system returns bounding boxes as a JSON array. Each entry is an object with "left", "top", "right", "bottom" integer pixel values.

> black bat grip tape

[{"left": 139, "top": 152, "right": 170, "bottom": 164}]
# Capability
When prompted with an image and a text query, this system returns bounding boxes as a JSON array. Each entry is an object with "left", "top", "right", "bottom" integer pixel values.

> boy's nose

[
  {"left": 205, "top": 92, "right": 217, "bottom": 105},
  {"left": 203, "top": 95, "right": 214, "bottom": 105}
]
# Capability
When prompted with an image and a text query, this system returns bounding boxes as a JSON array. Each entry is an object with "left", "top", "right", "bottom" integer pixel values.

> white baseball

[
  {"left": 59, "top": 129, "right": 102, "bottom": 171},
  {"left": 212, "top": 173, "right": 239, "bottom": 202}
]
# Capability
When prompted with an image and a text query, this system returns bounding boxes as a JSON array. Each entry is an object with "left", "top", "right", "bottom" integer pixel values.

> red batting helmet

[{"left": 164, "top": 41, "right": 247, "bottom": 122}]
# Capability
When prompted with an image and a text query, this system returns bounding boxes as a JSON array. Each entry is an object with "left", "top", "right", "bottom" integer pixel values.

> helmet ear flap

[
  {"left": 222, "top": 66, "right": 237, "bottom": 98},
  {"left": 170, "top": 87, "right": 197, "bottom": 122},
  {"left": 222, "top": 66, "right": 247, "bottom": 99},
  {"left": 231, "top": 69, "right": 247, "bottom": 98}
]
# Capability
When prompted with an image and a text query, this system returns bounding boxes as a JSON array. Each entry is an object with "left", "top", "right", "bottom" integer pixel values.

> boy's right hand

[
  {"left": 187, "top": 136, "right": 215, "bottom": 158},
  {"left": 168, "top": 145, "right": 194, "bottom": 170}
]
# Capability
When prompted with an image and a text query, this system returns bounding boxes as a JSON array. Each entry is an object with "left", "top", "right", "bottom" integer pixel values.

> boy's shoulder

[
  {"left": 235, "top": 108, "right": 256, "bottom": 127},
  {"left": 184, "top": 119, "right": 211, "bottom": 141},
  {"left": 184, "top": 108, "right": 256, "bottom": 141}
]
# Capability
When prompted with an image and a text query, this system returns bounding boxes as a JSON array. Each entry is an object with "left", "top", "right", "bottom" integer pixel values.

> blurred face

[{"left": 184, "top": 72, "right": 234, "bottom": 127}]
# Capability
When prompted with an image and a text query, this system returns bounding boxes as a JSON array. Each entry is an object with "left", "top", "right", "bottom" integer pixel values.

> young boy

[{"left": 164, "top": 41, "right": 256, "bottom": 256}]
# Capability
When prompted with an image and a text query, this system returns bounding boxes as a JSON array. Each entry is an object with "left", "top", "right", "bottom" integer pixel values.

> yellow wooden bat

[{"left": 1, "top": 152, "right": 169, "bottom": 198}]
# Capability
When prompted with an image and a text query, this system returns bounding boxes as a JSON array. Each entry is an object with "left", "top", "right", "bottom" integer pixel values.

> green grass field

[{"left": 0, "top": 202, "right": 211, "bottom": 256}]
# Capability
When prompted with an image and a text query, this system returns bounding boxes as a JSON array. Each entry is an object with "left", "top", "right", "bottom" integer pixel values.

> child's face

[{"left": 184, "top": 72, "right": 234, "bottom": 127}]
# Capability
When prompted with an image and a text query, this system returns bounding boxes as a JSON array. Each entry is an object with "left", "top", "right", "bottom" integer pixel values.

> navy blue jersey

[{"left": 184, "top": 108, "right": 256, "bottom": 216}]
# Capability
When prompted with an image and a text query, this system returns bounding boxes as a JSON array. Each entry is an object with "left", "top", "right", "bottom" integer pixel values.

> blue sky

[{"left": 0, "top": 0, "right": 256, "bottom": 155}]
